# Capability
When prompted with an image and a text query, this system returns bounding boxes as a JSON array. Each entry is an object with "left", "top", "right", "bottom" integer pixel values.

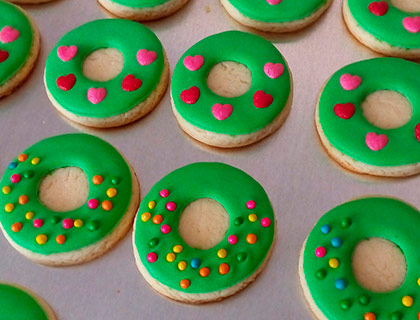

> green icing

[
  {"left": 348, "top": 0, "right": 420, "bottom": 49},
  {"left": 108, "top": 0, "right": 170, "bottom": 8},
  {"left": 171, "top": 31, "right": 291, "bottom": 135},
  {"left": 226, "top": 0, "right": 328, "bottom": 22},
  {"left": 134, "top": 162, "right": 275, "bottom": 294},
  {"left": 303, "top": 197, "right": 420, "bottom": 320},
  {"left": 0, "top": 1, "right": 33, "bottom": 86},
  {"left": 0, "top": 284, "right": 49, "bottom": 320},
  {"left": 0, "top": 134, "right": 132, "bottom": 255},
  {"left": 44, "top": 19, "right": 164, "bottom": 118},
  {"left": 318, "top": 58, "right": 420, "bottom": 167}
]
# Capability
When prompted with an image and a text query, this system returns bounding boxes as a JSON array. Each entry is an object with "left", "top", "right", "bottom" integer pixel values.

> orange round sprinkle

[
  {"left": 246, "top": 234, "right": 257, "bottom": 244},
  {"left": 219, "top": 263, "right": 230, "bottom": 275},
  {"left": 56, "top": 235, "right": 66, "bottom": 244},
  {"left": 18, "top": 195, "right": 28, "bottom": 205},
  {"left": 11, "top": 222, "right": 22, "bottom": 232},
  {"left": 418, "top": 311, "right": 420, "bottom": 320},
  {"left": 199, "top": 267, "right": 210, "bottom": 277},
  {"left": 180, "top": 279, "right": 190, "bottom": 289},
  {"left": 18, "top": 154, "right": 28, "bottom": 162},
  {"left": 92, "top": 175, "right": 103, "bottom": 185},
  {"left": 364, "top": 312, "right": 376, "bottom": 320},
  {"left": 152, "top": 215, "right": 163, "bottom": 224},
  {"left": 102, "top": 200, "right": 113, "bottom": 211}
]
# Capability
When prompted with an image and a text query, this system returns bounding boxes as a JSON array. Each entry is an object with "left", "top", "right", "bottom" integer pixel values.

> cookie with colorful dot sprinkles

[
  {"left": 0, "top": 133, "right": 140, "bottom": 266},
  {"left": 133, "top": 162, "right": 275, "bottom": 303}
]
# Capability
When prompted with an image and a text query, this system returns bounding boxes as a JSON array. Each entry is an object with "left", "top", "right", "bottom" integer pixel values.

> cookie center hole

[
  {"left": 390, "top": 0, "right": 420, "bottom": 12},
  {"left": 82, "top": 48, "right": 124, "bottom": 82},
  {"left": 178, "top": 198, "right": 229, "bottom": 250},
  {"left": 352, "top": 238, "right": 407, "bottom": 293},
  {"left": 39, "top": 167, "right": 89, "bottom": 212},
  {"left": 207, "top": 61, "right": 252, "bottom": 98},
  {"left": 361, "top": 90, "right": 412, "bottom": 129}
]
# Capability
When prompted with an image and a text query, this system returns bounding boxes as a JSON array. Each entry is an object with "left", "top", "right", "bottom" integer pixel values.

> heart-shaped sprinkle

[
  {"left": 264, "top": 62, "right": 284, "bottom": 79},
  {"left": 415, "top": 124, "right": 420, "bottom": 142},
  {"left": 56, "top": 74, "right": 76, "bottom": 91},
  {"left": 212, "top": 103, "right": 233, "bottom": 121},
  {"left": 340, "top": 74, "right": 362, "bottom": 91},
  {"left": 0, "top": 26, "right": 19, "bottom": 43},
  {"left": 122, "top": 75, "right": 142, "bottom": 92},
  {"left": 87, "top": 88, "right": 107, "bottom": 104},
  {"left": 137, "top": 49, "right": 157, "bottom": 66},
  {"left": 267, "top": 0, "right": 282, "bottom": 4},
  {"left": 253, "top": 90, "right": 273, "bottom": 108},
  {"left": 334, "top": 103, "right": 356, "bottom": 119},
  {"left": 181, "top": 86, "right": 200, "bottom": 104},
  {"left": 57, "top": 45, "right": 78, "bottom": 62},
  {"left": 368, "top": 1, "right": 388, "bottom": 16},
  {"left": 0, "top": 49, "right": 9, "bottom": 63},
  {"left": 365, "top": 132, "right": 388, "bottom": 151},
  {"left": 403, "top": 16, "right": 420, "bottom": 33},
  {"left": 184, "top": 55, "right": 204, "bottom": 71}
]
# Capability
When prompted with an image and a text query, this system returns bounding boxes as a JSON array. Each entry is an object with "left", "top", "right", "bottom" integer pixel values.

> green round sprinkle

[
  {"left": 236, "top": 252, "right": 247, "bottom": 262},
  {"left": 358, "top": 294, "right": 370, "bottom": 305},
  {"left": 149, "top": 238, "right": 159, "bottom": 248},
  {"left": 111, "top": 177, "right": 120, "bottom": 185},
  {"left": 316, "top": 269, "right": 327, "bottom": 280},
  {"left": 390, "top": 312, "right": 401, "bottom": 320},
  {"left": 340, "top": 217, "right": 352, "bottom": 229},
  {"left": 234, "top": 217, "right": 244, "bottom": 226},
  {"left": 23, "top": 171, "right": 34, "bottom": 179},
  {"left": 50, "top": 216, "right": 60, "bottom": 224},
  {"left": 339, "top": 299, "right": 351, "bottom": 310},
  {"left": 87, "top": 220, "right": 100, "bottom": 231}
]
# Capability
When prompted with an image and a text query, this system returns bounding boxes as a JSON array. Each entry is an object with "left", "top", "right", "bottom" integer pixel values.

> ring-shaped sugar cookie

[
  {"left": 0, "top": 133, "right": 140, "bottom": 266},
  {"left": 44, "top": 19, "right": 168, "bottom": 128},
  {"left": 133, "top": 162, "right": 275, "bottom": 303},
  {"left": 171, "top": 30, "right": 292, "bottom": 148},
  {"left": 299, "top": 197, "right": 420, "bottom": 320},
  {"left": 316, "top": 58, "right": 420, "bottom": 177}
]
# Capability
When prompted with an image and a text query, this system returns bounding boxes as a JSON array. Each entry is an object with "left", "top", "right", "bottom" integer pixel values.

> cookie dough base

[
  {"left": 343, "top": 0, "right": 420, "bottom": 59},
  {"left": 98, "top": 0, "right": 189, "bottom": 21},
  {"left": 221, "top": 0, "right": 333, "bottom": 33}
]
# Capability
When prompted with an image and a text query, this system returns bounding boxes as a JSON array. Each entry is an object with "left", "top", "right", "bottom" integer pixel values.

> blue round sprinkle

[
  {"left": 335, "top": 279, "right": 347, "bottom": 290},
  {"left": 190, "top": 258, "right": 201, "bottom": 269},
  {"left": 8, "top": 162, "right": 17, "bottom": 170},
  {"left": 320, "top": 224, "right": 331, "bottom": 234},
  {"left": 331, "top": 237, "right": 343, "bottom": 248}
]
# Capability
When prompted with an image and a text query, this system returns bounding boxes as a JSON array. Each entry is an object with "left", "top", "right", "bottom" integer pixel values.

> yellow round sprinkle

[
  {"left": 402, "top": 296, "right": 413, "bottom": 307},
  {"left": 31, "top": 157, "right": 40, "bottom": 165},
  {"left": 417, "top": 277, "right": 420, "bottom": 287},
  {"left": 74, "top": 219, "right": 83, "bottom": 228},
  {"left": 36, "top": 234, "right": 47, "bottom": 245},
  {"left": 217, "top": 249, "right": 227, "bottom": 259},
  {"left": 25, "top": 211, "right": 34, "bottom": 220},
  {"left": 2, "top": 186, "right": 11, "bottom": 195},
  {"left": 329, "top": 258, "right": 339, "bottom": 269},
  {"left": 178, "top": 261, "right": 187, "bottom": 271},
  {"left": 106, "top": 188, "right": 117, "bottom": 198},
  {"left": 148, "top": 201, "right": 156, "bottom": 209},
  {"left": 173, "top": 245, "right": 183, "bottom": 253},
  {"left": 248, "top": 213, "right": 258, "bottom": 222},
  {"left": 141, "top": 212, "right": 151, "bottom": 222},
  {"left": 4, "top": 203, "right": 14, "bottom": 213},
  {"left": 166, "top": 253, "right": 176, "bottom": 262}
]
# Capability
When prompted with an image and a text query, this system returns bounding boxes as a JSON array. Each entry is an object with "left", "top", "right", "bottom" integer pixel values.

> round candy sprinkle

[
  {"left": 248, "top": 213, "right": 257, "bottom": 222},
  {"left": 92, "top": 175, "right": 103, "bottom": 185},
  {"left": 111, "top": 177, "right": 120, "bottom": 185},
  {"left": 390, "top": 312, "right": 402, "bottom": 320},
  {"left": 62, "top": 218, "right": 74, "bottom": 229},
  {"left": 358, "top": 294, "right": 370, "bottom": 305},
  {"left": 316, "top": 269, "right": 326, "bottom": 280},
  {"left": 340, "top": 299, "right": 351, "bottom": 310},
  {"left": 31, "top": 157, "right": 40, "bottom": 165},
  {"left": 102, "top": 200, "right": 113, "bottom": 211},
  {"left": 166, "top": 253, "right": 176, "bottom": 262},
  {"left": 50, "top": 216, "right": 60, "bottom": 224},
  {"left": 178, "top": 261, "right": 187, "bottom": 271},
  {"left": 335, "top": 279, "right": 347, "bottom": 290},
  {"left": 4, "top": 203, "right": 14, "bottom": 212},
  {"left": 2, "top": 186, "right": 11, "bottom": 194},
  {"left": 88, "top": 199, "right": 99, "bottom": 209},
  {"left": 160, "top": 189, "right": 170, "bottom": 197},
  {"left": 261, "top": 217, "right": 271, "bottom": 227},
  {"left": 217, "top": 249, "right": 227, "bottom": 259},
  {"left": 166, "top": 202, "right": 176, "bottom": 211},
  {"left": 161, "top": 224, "right": 171, "bottom": 234},
  {"left": 331, "top": 237, "right": 343, "bottom": 248},
  {"left": 153, "top": 215, "right": 163, "bottom": 224},
  {"left": 11, "top": 222, "right": 22, "bottom": 232},
  {"left": 234, "top": 217, "right": 244, "bottom": 226},
  {"left": 200, "top": 267, "right": 210, "bottom": 277},
  {"left": 106, "top": 188, "right": 117, "bottom": 198},
  {"left": 36, "top": 234, "right": 47, "bottom": 245},
  {"left": 10, "top": 174, "right": 21, "bottom": 183},
  {"left": 320, "top": 224, "right": 331, "bottom": 234},
  {"left": 147, "top": 252, "right": 157, "bottom": 263},
  {"left": 148, "top": 201, "right": 156, "bottom": 209},
  {"left": 246, "top": 200, "right": 256, "bottom": 209},
  {"left": 315, "top": 247, "right": 326, "bottom": 258},
  {"left": 56, "top": 235, "right": 66, "bottom": 244},
  {"left": 246, "top": 234, "right": 257, "bottom": 244},
  {"left": 402, "top": 295, "right": 413, "bottom": 307},
  {"left": 237, "top": 252, "right": 247, "bottom": 262},
  {"left": 417, "top": 277, "right": 420, "bottom": 286},
  {"left": 340, "top": 217, "right": 352, "bottom": 228},
  {"left": 191, "top": 258, "right": 201, "bottom": 269},
  {"left": 180, "top": 279, "right": 190, "bottom": 289},
  {"left": 8, "top": 162, "right": 17, "bottom": 169},
  {"left": 329, "top": 258, "right": 339, "bottom": 269},
  {"left": 23, "top": 171, "right": 34, "bottom": 179},
  {"left": 364, "top": 312, "right": 376, "bottom": 320},
  {"left": 173, "top": 245, "right": 183, "bottom": 253},
  {"left": 25, "top": 212, "right": 33, "bottom": 220},
  {"left": 33, "top": 219, "right": 43, "bottom": 228},
  {"left": 87, "top": 220, "right": 100, "bottom": 231},
  {"left": 18, "top": 195, "right": 28, "bottom": 205},
  {"left": 219, "top": 263, "right": 230, "bottom": 275},
  {"left": 149, "top": 238, "right": 159, "bottom": 247},
  {"left": 74, "top": 219, "right": 83, "bottom": 228},
  {"left": 18, "top": 154, "right": 28, "bottom": 162},
  {"left": 141, "top": 212, "right": 151, "bottom": 222},
  {"left": 228, "top": 235, "right": 238, "bottom": 244}
]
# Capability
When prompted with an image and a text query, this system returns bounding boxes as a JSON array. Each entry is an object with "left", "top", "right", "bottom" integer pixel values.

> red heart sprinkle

[
  {"left": 368, "top": 1, "right": 388, "bottom": 16},
  {"left": 334, "top": 103, "right": 355, "bottom": 119},
  {"left": 56, "top": 74, "right": 76, "bottom": 91},
  {"left": 122, "top": 75, "right": 142, "bottom": 92},
  {"left": 415, "top": 123, "right": 420, "bottom": 142},
  {"left": 0, "top": 49, "right": 9, "bottom": 63},
  {"left": 180, "top": 86, "right": 200, "bottom": 104},
  {"left": 253, "top": 90, "right": 273, "bottom": 108}
]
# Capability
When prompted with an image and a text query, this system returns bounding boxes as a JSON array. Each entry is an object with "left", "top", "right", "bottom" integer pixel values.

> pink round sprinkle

[
  {"left": 33, "top": 219, "right": 43, "bottom": 228},
  {"left": 166, "top": 202, "right": 177, "bottom": 211},
  {"left": 147, "top": 252, "right": 157, "bottom": 263},
  {"left": 246, "top": 200, "right": 256, "bottom": 209},
  {"left": 88, "top": 199, "right": 99, "bottom": 209},
  {"left": 315, "top": 247, "right": 327, "bottom": 258},
  {"left": 62, "top": 218, "right": 74, "bottom": 229},
  {"left": 228, "top": 235, "right": 238, "bottom": 245},
  {"left": 160, "top": 189, "right": 169, "bottom": 197},
  {"left": 10, "top": 174, "right": 21, "bottom": 183},
  {"left": 261, "top": 217, "right": 271, "bottom": 228},
  {"left": 161, "top": 224, "right": 171, "bottom": 234}
]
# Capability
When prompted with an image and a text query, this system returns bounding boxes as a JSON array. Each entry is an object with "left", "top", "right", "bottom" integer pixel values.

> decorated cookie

[
  {"left": 0, "top": 283, "right": 56, "bottom": 320},
  {"left": 133, "top": 162, "right": 275, "bottom": 303},
  {"left": 98, "top": 0, "right": 190, "bottom": 21},
  {"left": 171, "top": 31, "right": 292, "bottom": 148},
  {"left": 8, "top": 0, "right": 56, "bottom": 4},
  {"left": 344, "top": 0, "right": 420, "bottom": 58},
  {"left": 44, "top": 19, "right": 169, "bottom": 128},
  {"left": 221, "top": 0, "right": 332, "bottom": 33},
  {"left": 0, "top": 134, "right": 140, "bottom": 266},
  {"left": 316, "top": 58, "right": 420, "bottom": 177},
  {"left": 299, "top": 197, "right": 420, "bottom": 320},
  {"left": 0, "top": 1, "right": 40, "bottom": 98}
]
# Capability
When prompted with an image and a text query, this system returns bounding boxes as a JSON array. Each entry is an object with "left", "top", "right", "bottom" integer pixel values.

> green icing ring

[
  {"left": 318, "top": 58, "right": 420, "bottom": 167},
  {"left": 134, "top": 162, "right": 275, "bottom": 294},
  {"left": 225, "top": 0, "right": 329, "bottom": 22},
  {"left": 302, "top": 197, "right": 420, "bottom": 319},
  {"left": 348, "top": 0, "right": 420, "bottom": 49},
  {"left": 171, "top": 30, "right": 291, "bottom": 135},
  {"left": 0, "top": 284, "right": 49, "bottom": 320},
  {"left": 0, "top": 133, "right": 132, "bottom": 255},
  {"left": 106, "top": 0, "right": 171, "bottom": 8},
  {"left": 44, "top": 19, "right": 164, "bottom": 118},
  {"left": 0, "top": 1, "right": 33, "bottom": 86}
]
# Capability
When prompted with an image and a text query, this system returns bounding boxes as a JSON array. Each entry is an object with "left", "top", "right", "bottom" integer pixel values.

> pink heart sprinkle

[
  {"left": 340, "top": 74, "right": 362, "bottom": 91},
  {"left": 253, "top": 90, "right": 273, "bottom": 108},
  {"left": 334, "top": 103, "right": 356, "bottom": 119},
  {"left": 180, "top": 86, "right": 200, "bottom": 104},
  {"left": 365, "top": 132, "right": 388, "bottom": 151},
  {"left": 57, "top": 45, "right": 78, "bottom": 62},
  {"left": 0, "top": 26, "right": 20, "bottom": 43},
  {"left": 137, "top": 49, "right": 157, "bottom": 66},
  {"left": 212, "top": 103, "right": 233, "bottom": 121},
  {"left": 183, "top": 55, "right": 204, "bottom": 71},
  {"left": 368, "top": 1, "right": 388, "bottom": 16},
  {"left": 266, "top": 0, "right": 282, "bottom": 4},
  {"left": 415, "top": 123, "right": 420, "bottom": 142},
  {"left": 403, "top": 16, "right": 420, "bottom": 33},
  {"left": 264, "top": 62, "right": 284, "bottom": 79},
  {"left": 87, "top": 88, "right": 107, "bottom": 104}
]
